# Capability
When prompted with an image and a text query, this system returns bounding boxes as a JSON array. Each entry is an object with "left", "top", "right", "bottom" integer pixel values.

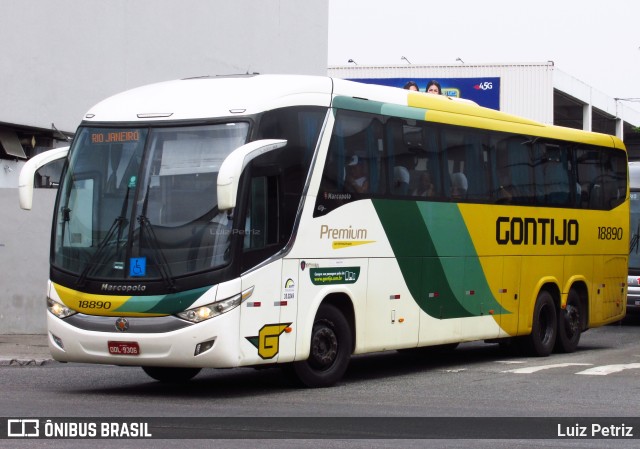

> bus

[
  {"left": 628, "top": 161, "right": 640, "bottom": 312},
  {"left": 19, "top": 74, "right": 629, "bottom": 387}
]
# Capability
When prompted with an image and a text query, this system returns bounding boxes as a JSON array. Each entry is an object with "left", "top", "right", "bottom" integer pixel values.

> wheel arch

[
  {"left": 537, "top": 280, "right": 562, "bottom": 310},
  {"left": 521, "top": 279, "right": 560, "bottom": 335},
  {"left": 319, "top": 293, "right": 356, "bottom": 354},
  {"left": 295, "top": 291, "right": 356, "bottom": 361}
]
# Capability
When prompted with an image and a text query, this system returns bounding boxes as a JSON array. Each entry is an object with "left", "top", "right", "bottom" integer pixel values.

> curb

[{"left": 0, "top": 357, "right": 55, "bottom": 366}]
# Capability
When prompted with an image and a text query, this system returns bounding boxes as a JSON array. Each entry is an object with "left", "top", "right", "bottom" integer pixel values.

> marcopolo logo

[{"left": 101, "top": 284, "right": 147, "bottom": 293}]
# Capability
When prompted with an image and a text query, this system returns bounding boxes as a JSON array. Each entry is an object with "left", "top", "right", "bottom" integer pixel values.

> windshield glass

[
  {"left": 630, "top": 191, "right": 640, "bottom": 270},
  {"left": 53, "top": 123, "right": 249, "bottom": 281}
]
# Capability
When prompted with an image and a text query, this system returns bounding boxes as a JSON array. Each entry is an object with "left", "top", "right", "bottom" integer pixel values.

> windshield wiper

[
  {"left": 137, "top": 185, "right": 176, "bottom": 291},
  {"left": 76, "top": 185, "right": 131, "bottom": 287},
  {"left": 631, "top": 222, "right": 640, "bottom": 255},
  {"left": 76, "top": 216, "right": 128, "bottom": 287},
  {"left": 137, "top": 215, "right": 176, "bottom": 291}
]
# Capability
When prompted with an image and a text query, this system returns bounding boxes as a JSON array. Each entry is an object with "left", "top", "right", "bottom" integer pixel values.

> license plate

[
  {"left": 635, "top": 300, "right": 640, "bottom": 306},
  {"left": 108, "top": 341, "right": 140, "bottom": 356}
]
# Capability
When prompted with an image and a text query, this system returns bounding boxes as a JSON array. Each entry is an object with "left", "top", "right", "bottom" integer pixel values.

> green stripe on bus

[
  {"left": 372, "top": 199, "right": 508, "bottom": 319},
  {"left": 332, "top": 96, "right": 426, "bottom": 121},
  {"left": 114, "top": 287, "right": 209, "bottom": 314}
]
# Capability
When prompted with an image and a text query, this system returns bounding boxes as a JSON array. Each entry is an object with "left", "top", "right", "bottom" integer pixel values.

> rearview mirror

[
  {"left": 19, "top": 146, "right": 70, "bottom": 210},
  {"left": 217, "top": 139, "right": 287, "bottom": 210}
]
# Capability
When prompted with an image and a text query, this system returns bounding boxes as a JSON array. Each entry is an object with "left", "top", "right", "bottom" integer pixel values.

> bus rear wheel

[
  {"left": 292, "top": 304, "right": 352, "bottom": 388},
  {"left": 142, "top": 366, "right": 201, "bottom": 383},
  {"left": 520, "top": 290, "right": 557, "bottom": 356},
  {"left": 554, "top": 289, "right": 582, "bottom": 353}
]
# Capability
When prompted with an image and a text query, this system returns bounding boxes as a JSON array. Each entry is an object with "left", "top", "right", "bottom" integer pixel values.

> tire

[
  {"left": 142, "top": 366, "right": 201, "bottom": 383},
  {"left": 554, "top": 289, "right": 582, "bottom": 353},
  {"left": 521, "top": 290, "right": 557, "bottom": 356},
  {"left": 292, "top": 304, "right": 352, "bottom": 388}
]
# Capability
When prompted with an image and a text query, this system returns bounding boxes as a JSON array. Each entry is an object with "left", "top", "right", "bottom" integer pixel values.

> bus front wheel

[
  {"left": 292, "top": 304, "right": 352, "bottom": 388},
  {"left": 554, "top": 289, "right": 582, "bottom": 353},
  {"left": 142, "top": 366, "right": 202, "bottom": 383},
  {"left": 521, "top": 290, "right": 557, "bottom": 356}
]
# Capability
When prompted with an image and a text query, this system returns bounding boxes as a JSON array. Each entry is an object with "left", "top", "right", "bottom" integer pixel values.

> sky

[{"left": 328, "top": 0, "right": 640, "bottom": 102}]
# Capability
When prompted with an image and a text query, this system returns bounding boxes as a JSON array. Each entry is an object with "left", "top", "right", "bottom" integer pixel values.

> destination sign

[{"left": 91, "top": 131, "right": 140, "bottom": 144}]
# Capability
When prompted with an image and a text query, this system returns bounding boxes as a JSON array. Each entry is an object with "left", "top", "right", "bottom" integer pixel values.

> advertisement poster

[{"left": 349, "top": 77, "right": 500, "bottom": 111}]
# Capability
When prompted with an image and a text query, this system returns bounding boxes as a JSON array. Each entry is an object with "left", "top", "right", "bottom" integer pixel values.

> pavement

[{"left": 0, "top": 334, "right": 53, "bottom": 366}]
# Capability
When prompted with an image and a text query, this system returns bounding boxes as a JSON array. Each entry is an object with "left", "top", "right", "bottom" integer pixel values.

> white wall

[
  {"left": 0, "top": 0, "right": 329, "bottom": 133},
  {"left": 0, "top": 189, "right": 56, "bottom": 333}
]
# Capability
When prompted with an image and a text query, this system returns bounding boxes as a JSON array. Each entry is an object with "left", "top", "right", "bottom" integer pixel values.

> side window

[
  {"left": 240, "top": 107, "right": 325, "bottom": 269},
  {"left": 414, "top": 125, "right": 443, "bottom": 199},
  {"left": 440, "top": 126, "right": 491, "bottom": 202},
  {"left": 491, "top": 135, "right": 535, "bottom": 204},
  {"left": 384, "top": 119, "right": 418, "bottom": 197},
  {"left": 537, "top": 142, "right": 572, "bottom": 206},
  {"left": 576, "top": 146, "right": 627, "bottom": 210},
  {"left": 315, "top": 110, "right": 383, "bottom": 216},
  {"left": 244, "top": 176, "right": 278, "bottom": 251}
]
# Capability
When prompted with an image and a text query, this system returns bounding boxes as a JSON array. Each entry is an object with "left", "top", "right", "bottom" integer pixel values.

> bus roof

[{"left": 82, "top": 74, "right": 624, "bottom": 150}]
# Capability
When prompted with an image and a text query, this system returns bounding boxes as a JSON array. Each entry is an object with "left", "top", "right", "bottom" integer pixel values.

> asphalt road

[{"left": 2, "top": 314, "right": 640, "bottom": 448}]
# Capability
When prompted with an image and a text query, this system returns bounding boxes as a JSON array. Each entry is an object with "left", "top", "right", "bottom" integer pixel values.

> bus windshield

[{"left": 53, "top": 123, "right": 249, "bottom": 281}]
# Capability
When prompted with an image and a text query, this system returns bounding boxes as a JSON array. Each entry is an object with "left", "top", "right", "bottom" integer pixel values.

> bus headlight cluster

[
  {"left": 177, "top": 295, "right": 241, "bottom": 323},
  {"left": 47, "top": 297, "right": 77, "bottom": 319},
  {"left": 176, "top": 287, "right": 254, "bottom": 324}
]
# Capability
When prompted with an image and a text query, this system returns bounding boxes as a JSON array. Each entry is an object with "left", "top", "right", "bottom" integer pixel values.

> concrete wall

[
  {"left": 1, "top": 0, "right": 329, "bottom": 133},
  {"left": 0, "top": 189, "right": 56, "bottom": 334}
]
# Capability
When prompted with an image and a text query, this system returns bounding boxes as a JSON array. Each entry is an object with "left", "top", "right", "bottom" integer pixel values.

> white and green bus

[{"left": 20, "top": 75, "right": 628, "bottom": 387}]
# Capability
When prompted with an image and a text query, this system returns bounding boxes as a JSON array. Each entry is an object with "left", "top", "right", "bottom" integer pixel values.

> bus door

[{"left": 238, "top": 172, "right": 292, "bottom": 365}]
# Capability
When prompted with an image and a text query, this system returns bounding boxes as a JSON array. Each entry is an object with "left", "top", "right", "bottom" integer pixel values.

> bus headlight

[
  {"left": 176, "top": 286, "right": 254, "bottom": 324},
  {"left": 47, "top": 297, "right": 77, "bottom": 319},
  {"left": 177, "top": 295, "right": 241, "bottom": 323}
]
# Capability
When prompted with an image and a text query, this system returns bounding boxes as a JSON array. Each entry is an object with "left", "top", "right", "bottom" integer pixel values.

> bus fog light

[
  {"left": 194, "top": 338, "right": 216, "bottom": 356},
  {"left": 177, "top": 294, "right": 242, "bottom": 323},
  {"left": 47, "top": 297, "right": 77, "bottom": 319},
  {"left": 51, "top": 333, "right": 64, "bottom": 349}
]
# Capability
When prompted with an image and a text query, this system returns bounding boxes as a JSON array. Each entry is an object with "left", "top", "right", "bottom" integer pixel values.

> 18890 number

[
  {"left": 598, "top": 226, "right": 623, "bottom": 240},
  {"left": 78, "top": 301, "right": 112, "bottom": 309}
]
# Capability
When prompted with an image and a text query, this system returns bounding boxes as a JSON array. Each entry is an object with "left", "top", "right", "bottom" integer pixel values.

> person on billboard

[
  {"left": 403, "top": 81, "right": 420, "bottom": 91},
  {"left": 426, "top": 80, "right": 442, "bottom": 95}
]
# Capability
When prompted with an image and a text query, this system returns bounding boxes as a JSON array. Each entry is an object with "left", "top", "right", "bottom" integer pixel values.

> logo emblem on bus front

[{"left": 115, "top": 317, "right": 129, "bottom": 332}]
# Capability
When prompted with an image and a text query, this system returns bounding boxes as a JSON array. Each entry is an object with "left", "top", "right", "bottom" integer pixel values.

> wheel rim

[{"left": 309, "top": 323, "right": 338, "bottom": 371}]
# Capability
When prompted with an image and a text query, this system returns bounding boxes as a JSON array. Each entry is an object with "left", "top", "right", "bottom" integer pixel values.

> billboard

[{"left": 348, "top": 77, "right": 500, "bottom": 111}]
